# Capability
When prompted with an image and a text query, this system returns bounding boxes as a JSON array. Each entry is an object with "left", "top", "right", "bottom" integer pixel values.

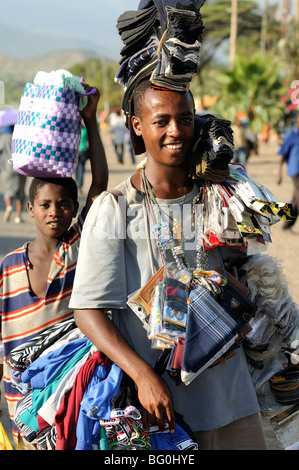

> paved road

[{"left": 0, "top": 134, "right": 293, "bottom": 450}]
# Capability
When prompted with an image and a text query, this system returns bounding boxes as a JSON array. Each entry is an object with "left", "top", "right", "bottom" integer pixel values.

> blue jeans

[
  {"left": 75, "top": 150, "right": 89, "bottom": 190},
  {"left": 233, "top": 147, "right": 247, "bottom": 167},
  {"left": 114, "top": 143, "right": 124, "bottom": 164}
]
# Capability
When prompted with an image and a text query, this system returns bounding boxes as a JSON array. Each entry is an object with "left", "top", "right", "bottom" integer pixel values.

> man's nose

[
  {"left": 168, "top": 120, "right": 183, "bottom": 137},
  {"left": 49, "top": 204, "right": 60, "bottom": 216}
]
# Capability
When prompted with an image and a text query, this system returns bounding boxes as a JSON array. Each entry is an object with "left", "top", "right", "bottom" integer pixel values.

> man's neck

[{"left": 144, "top": 164, "right": 193, "bottom": 199}]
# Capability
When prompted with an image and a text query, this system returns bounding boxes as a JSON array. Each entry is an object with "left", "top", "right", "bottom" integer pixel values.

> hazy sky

[
  {"left": 0, "top": 0, "right": 140, "bottom": 55},
  {"left": 0, "top": 0, "right": 285, "bottom": 59}
]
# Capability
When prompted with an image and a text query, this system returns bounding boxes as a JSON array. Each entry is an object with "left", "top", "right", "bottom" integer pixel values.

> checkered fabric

[
  {"left": 181, "top": 284, "right": 242, "bottom": 385},
  {"left": 11, "top": 83, "right": 81, "bottom": 177}
]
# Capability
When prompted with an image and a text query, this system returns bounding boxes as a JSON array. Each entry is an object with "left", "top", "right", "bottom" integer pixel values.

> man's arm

[
  {"left": 74, "top": 308, "right": 175, "bottom": 432},
  {"left": 80, "top": 85, "right": 109, "bottom": 215}
]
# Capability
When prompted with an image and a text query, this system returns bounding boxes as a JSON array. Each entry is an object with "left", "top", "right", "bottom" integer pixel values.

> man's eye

[{"left": 155, "top": 120, "right": 167, "bottom": 126}]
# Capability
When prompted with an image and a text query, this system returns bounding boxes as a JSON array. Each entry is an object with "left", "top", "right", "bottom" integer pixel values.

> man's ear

[
  {"left": 131, "top": 115, "right": 142, "bottom": 137},
  {"left": 27, "top": 201, "right": 34, "bottom": 218}
]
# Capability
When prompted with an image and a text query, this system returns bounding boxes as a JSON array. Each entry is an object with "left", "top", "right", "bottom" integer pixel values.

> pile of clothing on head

[{"left": 115, "top": 0, "right": 205, "bottom": 93}]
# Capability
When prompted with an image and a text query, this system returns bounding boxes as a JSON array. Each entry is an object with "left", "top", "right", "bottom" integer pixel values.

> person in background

[
  {"left": 75, "top": 122, "right": 90, "bottom": 194},
  {"left": 277, "top": 113, "right": 299, "bottom": 230},
  {"left": 109, "top": 108, "right": 127, "bottom": 164},
  {"left": 232, "top": 119, "right": 248, "bottom": 167},
  {"left": 125, "top": 128, "right": 136, "bottom": 165},
  {"left": 0, "top": 125, "right": 27, "bottom": 224}
]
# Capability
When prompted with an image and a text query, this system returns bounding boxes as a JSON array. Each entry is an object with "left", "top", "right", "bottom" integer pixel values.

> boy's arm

[{"left": 80, "top": 85, "right": 108, "bottom": 215}]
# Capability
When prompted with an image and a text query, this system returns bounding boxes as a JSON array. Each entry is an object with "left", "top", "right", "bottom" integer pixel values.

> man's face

[{"left": 131, "top": 87, "right": 195, "bottom": 168}]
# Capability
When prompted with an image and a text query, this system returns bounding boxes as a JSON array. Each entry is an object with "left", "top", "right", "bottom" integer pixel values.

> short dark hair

[
  {"left": 132, "top": 80, "right": 154, "bottom": 118},
  {"left": 132, "top": 79, "right": 196, "bottom": 119},
  {"left": 28, "top": 177, "right": 78, "bottom": 205}
]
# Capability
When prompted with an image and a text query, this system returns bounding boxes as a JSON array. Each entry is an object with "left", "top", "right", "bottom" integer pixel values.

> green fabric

[
  {"left": 17, "top": 342, "right": 93, "bottom": 432},
  {"left": 99, "top": 425, "right": 110, "bottom": 450},
  {"left": 79, "top": 126, "right": 88, "bottom": 152}
]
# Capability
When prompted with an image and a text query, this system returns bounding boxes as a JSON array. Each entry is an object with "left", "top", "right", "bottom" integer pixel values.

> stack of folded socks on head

[
  {"left": 115, "top": 0, "right": 206, "bottom": 122},
  {"left": 151, "top": 2, "right": 204, "bottom": 90}
]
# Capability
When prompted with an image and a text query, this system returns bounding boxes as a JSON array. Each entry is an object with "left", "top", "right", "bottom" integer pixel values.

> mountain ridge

[
  {"left": 0, "top": 21, "right": 119, "bottom": 60},
  {"left": 0, "top": 49, "right": 116, "bottom": 85}
]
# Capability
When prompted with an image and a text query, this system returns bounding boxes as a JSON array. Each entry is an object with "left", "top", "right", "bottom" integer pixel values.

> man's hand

[
  {"left": 74, "top": 308, "right": 176, "bottom": 433},
  {"left": 136, "top": 369, "right": 175, "bottom": 433}
]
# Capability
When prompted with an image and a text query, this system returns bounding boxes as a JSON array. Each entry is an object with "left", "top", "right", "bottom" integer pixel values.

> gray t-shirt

[{"left": 70, "top": 176, "right": 260, "bottom": 431}]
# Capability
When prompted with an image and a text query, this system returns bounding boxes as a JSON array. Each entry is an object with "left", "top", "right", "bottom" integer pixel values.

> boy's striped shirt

[{"left": 0, "top": 216, "right": 82, "bottom": 442}]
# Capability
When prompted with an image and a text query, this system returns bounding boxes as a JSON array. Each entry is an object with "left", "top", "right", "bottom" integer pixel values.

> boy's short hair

[{"left": 28, "top": 177, "right": 78, "bottom": 205}]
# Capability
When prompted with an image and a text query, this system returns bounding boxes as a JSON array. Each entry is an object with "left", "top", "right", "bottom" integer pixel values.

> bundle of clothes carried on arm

[
  {"left": 3, "top": 0, "right": 299, "bottom": 451},
  {"left": 5, "top": 318, "right": 198, "bottom": 450}
]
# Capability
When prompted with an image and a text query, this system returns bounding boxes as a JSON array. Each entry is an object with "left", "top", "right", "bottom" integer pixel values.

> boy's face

[
  {"left": 131, "top": 87, "right": 195, "bottom": 168},
  {"left": 27, "top": 183, "right": 78, "bottom": 240}
]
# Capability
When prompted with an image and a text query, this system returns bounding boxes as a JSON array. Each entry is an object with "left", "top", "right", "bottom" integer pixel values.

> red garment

[
  {"left": 54, "top": 351, "right": 107, "bottom": 450},
  {"left": 37, "top": 415, "right": 50, "bottom": 435},
  {"left": 171, "top": 337, "right": 185, "bottom": 370}
]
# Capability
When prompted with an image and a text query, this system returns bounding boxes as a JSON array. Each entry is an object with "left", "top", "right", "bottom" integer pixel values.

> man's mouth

[
  {"left": 164, "top": 143, "right": 184, "bottom": 150},
  {"left": 47, "top": 221, "right": 60, "bottom": 227}
]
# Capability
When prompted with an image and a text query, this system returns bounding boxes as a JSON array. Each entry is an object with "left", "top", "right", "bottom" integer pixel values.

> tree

[
  {"left": 195, "top": 0, "right": 283, "bottom": 109},
  {"left": 199, "top": 0, "right": 263, "bottom": 72},
  {"left": 209, "top": 53, "right": 286, "bottom": 133},
  {"left": 70, "top": 59, "right": 124, "bottom": 111}
]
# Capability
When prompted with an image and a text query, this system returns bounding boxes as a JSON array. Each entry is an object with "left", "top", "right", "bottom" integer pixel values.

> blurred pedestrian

[
  {"left": 232, "top": 119, "right": 248, "bottom": 167},
  {"left": 125, "top": 129, "right": 136, "bottom": 164},
  {"left": 277, "top": 113, "right": 299, "bottom": 230},
  {"left": 75, "top": 122, "right": 90, "bottom": 194},
  {"left": 109, "top": 108, "right": 127, "bottom": 164},
  {"left": 0, "top": 125, "right": 26, "bottom": 224},
  {"left": 262, "top": 122, "right": 270, "bottom": 143},
  {"left": 244, "top": 124, "right": 258, "bottom": 160}
]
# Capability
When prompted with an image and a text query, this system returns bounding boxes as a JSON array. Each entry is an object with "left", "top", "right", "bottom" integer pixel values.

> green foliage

[
  {"left": 2, "top": 82, "right": 24, "bottom": 106},
  {"left": 70, "top": 58, "right": 124, "bottom": 111},
  {"left": 209, "top": 54, "right": 287, "bottom": 133},
  {"left": 202, "top": 0, "right": 262, "bottom": 41},
  {"left": 199, "top": 0, "right": 263, "bottom": 70}
]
